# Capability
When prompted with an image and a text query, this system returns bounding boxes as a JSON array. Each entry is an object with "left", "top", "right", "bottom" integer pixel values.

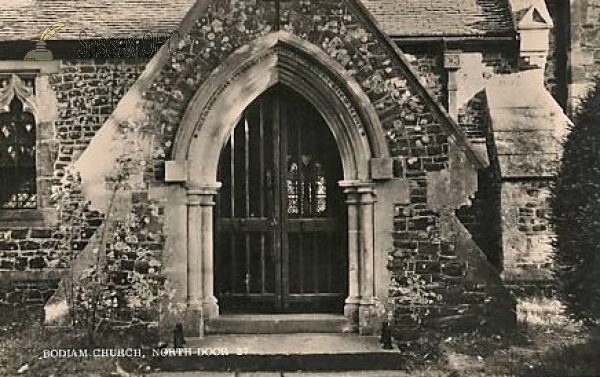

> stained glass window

[
  {"left": 286, "top": 154, "right": 327, "bottom": 217},
  {"left": 0, "top": 97, "right": 36, "bottom": 209},
  {"left": 287, "top": 160, "right": 300, "bottom": 215}
]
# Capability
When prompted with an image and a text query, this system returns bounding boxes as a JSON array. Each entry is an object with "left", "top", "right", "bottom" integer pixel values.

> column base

[
  {"left": 344, "top": 297, "right": 360, "bottom": 332},
  {"left": 175, "top": 297, "right": 219, "bottom": 337},
  {"left": 181, "top": 307, "right": 203, "bottom": 337},
  {"left": 202, "top": 296, "right": 219, "bottom": 319},
  {"left": 358, "top": 300, "right": 378, "bottom": 335}
]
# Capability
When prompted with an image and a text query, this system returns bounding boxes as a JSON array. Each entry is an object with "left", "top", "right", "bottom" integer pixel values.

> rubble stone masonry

[
  {"left": 1, "top": 0, "right": 517, "bottom": 336},
  {"left": 0, "top": 60, "right": 145, "bottom": 311}
]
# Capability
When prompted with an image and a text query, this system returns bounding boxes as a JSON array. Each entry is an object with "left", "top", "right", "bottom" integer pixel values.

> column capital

[
  {"left": 187, "top": 182, "right": 222, "bottom": 195},
  {"left": 340, "top": 180, "right": 376, "bottom": 204},
  {"left": 339, "top": 180, "right": 375, "bottom": 190},
  {"left": 444, "top": 52, "right": 461, "bottom": 70},
  {"left": 187, "top": 182, "right": 222, "bottom": 206}
]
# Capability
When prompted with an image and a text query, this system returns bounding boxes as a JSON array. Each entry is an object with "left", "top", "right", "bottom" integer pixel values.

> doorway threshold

[{"left": 205, "top": 313, "right": 350, "bottom": 334}]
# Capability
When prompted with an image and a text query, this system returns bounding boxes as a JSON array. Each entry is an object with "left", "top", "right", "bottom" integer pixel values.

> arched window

[{"left": 0, "top": 97, "right": 36, "bottom": 209}]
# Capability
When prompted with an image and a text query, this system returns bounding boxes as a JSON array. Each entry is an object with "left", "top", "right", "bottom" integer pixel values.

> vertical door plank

[
  {"left": 244, "top": 115, "right": 251, "bottom": 294},
  {"left": 259, "top": 99, "right": 267, "bottom": 294},
  {"left": 272, "top": 89, "right": 283, "bottom": 310},
  {"left": 229, "top": 122, "right": 237, "bottom": 293}
]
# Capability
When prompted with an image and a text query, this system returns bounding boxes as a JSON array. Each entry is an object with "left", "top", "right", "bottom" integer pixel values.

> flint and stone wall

[
  {"left": 0, "top": 60, "right": 145, "bottom": 314},
  {"left": 88, "top": 0, "right": 514, "bottom": 335},
  {"left": 501, "top": 180, "right": 553, "bottom": 281},
  {"left": 1, "top": 0, "right": 517, "bottom": 335},
  {"left": 50, "top": 61, "right": 146, "bottom": 178}
]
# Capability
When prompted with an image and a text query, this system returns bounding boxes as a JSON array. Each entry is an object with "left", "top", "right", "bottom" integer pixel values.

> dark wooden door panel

[
  {"left": 218, "top": 218, "right": 272, "bottom": 233},
  {"left": 286, "top": 218, "right": 339, "bottom": 232},
  {"left": 216, "top": 232, "right": 277, "bottom": 295},
  {"left": 215, "top": 85, "right": 346, "bottom": 313}
]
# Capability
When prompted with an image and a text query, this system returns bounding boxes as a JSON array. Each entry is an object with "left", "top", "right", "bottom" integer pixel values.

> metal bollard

[
  {"left": 173, "top": 323, "right": 186, "bottom": 349},
  {"left": 381, "top": 321, "right": 393, "bottom": 350}
]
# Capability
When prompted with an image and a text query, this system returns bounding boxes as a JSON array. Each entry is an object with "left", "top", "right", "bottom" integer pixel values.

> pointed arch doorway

[
  {"left": 215, "top": 85, "right": 348, "bottom": 314},
  {"left": 167, "top": 33, "right": 395, "bottom": 334}
]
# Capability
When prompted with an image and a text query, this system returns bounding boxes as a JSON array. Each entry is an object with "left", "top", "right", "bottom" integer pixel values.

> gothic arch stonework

[
  {"left": 166, "top": 32, "right": 394, "bottom": 335},
  {"left": 172, "top": 32, "right": 390, "bottom": 184}
]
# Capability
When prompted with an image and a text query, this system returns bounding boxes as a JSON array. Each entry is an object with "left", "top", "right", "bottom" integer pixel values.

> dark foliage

[{"left": 551, "top": 76, "right": 600, "bottom": 325}]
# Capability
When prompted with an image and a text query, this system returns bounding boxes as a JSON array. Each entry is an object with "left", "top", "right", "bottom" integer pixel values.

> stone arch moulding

[
  {"left": 168, "top": 31, "right": 392, "bottom": 335},
  {"left": 172, "top": 31, "right": 390, "bottom": 183}
]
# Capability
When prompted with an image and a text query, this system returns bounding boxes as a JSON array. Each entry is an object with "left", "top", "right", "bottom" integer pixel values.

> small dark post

[
  {"left": 381, "top": 321, "right": 393, "bottom": 350},
  {"left": 173, "top": 323, "right": 186, "bottom": 349}
]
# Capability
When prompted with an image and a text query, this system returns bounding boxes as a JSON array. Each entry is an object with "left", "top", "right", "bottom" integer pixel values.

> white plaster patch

[
  {"left": 113, "top": 90, "right": 144, "bottom": 125},
  {"left": 428, "top": 143, "right": 478, "bottom": 211},
  {"left": 72, "top": 121, "right": 119, "bottom": 210},
  {"left": 44, "top": 299, "right": 69, "bottom": 324},
  {"left": 455, "top": 52, "right": 491, "bottom": 111}
]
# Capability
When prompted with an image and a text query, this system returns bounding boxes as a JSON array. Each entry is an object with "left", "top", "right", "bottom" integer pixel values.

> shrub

[{"left": 550, "top": 76, "right": 600, "bottom": 326}]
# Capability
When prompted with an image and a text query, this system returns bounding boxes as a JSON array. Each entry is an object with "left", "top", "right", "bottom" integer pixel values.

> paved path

[{"left": 153, "top": 372, "right": 408, "bottom": 376}]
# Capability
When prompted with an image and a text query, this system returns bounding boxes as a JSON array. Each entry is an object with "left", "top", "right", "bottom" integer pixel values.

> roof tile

[
  {"left": 0, "top": 0, "right": 195, "bottom": 41},
  {"left": 361, "top": 0, "right": 515, "bottom": 37},
  {"left": 0, "top": 1, "right": 515, "bottom": 41}
]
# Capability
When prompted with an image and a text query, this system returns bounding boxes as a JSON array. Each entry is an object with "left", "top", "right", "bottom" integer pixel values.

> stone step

[
  {"left": 152, "top": 372, "right": 406, "bottom": 376},
  {"left": 151, "top": 334, "right": 404, "bottom": 372},
  {"left": 205, "top": 314, "right": 350, "bottom": 334}
]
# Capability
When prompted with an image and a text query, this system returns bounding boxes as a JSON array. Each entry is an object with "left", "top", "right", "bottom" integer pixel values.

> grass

[
  {"left": 0, "top": 307, "right": 153, "bottom": 377},
  {"left": 1, "top": 298, "right": 599, "bottom": 376},
  {"left": 0, "top": 323, "right": 141, "bottom": 377},
  {"left": 412, "top": 297, "right": 600, "bottom": 377},
  {"left": 434, "top": 322, "right": 592, "bottom": 377}
]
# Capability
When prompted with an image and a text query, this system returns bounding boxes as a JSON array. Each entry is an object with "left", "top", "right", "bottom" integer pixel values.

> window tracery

[
  {"left": 0, "top": 75, "right": 37, "bottom": 209},
  {"left": 286, "top": 154, "right": 327, "bottom": 217}
]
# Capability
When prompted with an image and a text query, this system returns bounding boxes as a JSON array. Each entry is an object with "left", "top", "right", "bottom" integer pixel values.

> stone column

[
  {"left": 198, "top": 184, "right": 221, "bottom": 318},
  {"left": 343, "top": 184, "right": 361, "bottom": 331},
  {"left": 186, "top": 183, "right": 221, "bottom": 321},
  {"left": 341, "top": 181, "right": 377, "bottom": 334},
  {"left": 186, "top": 191, "right": 202, "bottom": 312},
  {"left": 357, "top": 185, "right": 377, "bottom": 335}
]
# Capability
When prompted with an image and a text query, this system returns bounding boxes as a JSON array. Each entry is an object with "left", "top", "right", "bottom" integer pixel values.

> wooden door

[{"left": 215, "top": 85, "right": 347, "bottom": 313}]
